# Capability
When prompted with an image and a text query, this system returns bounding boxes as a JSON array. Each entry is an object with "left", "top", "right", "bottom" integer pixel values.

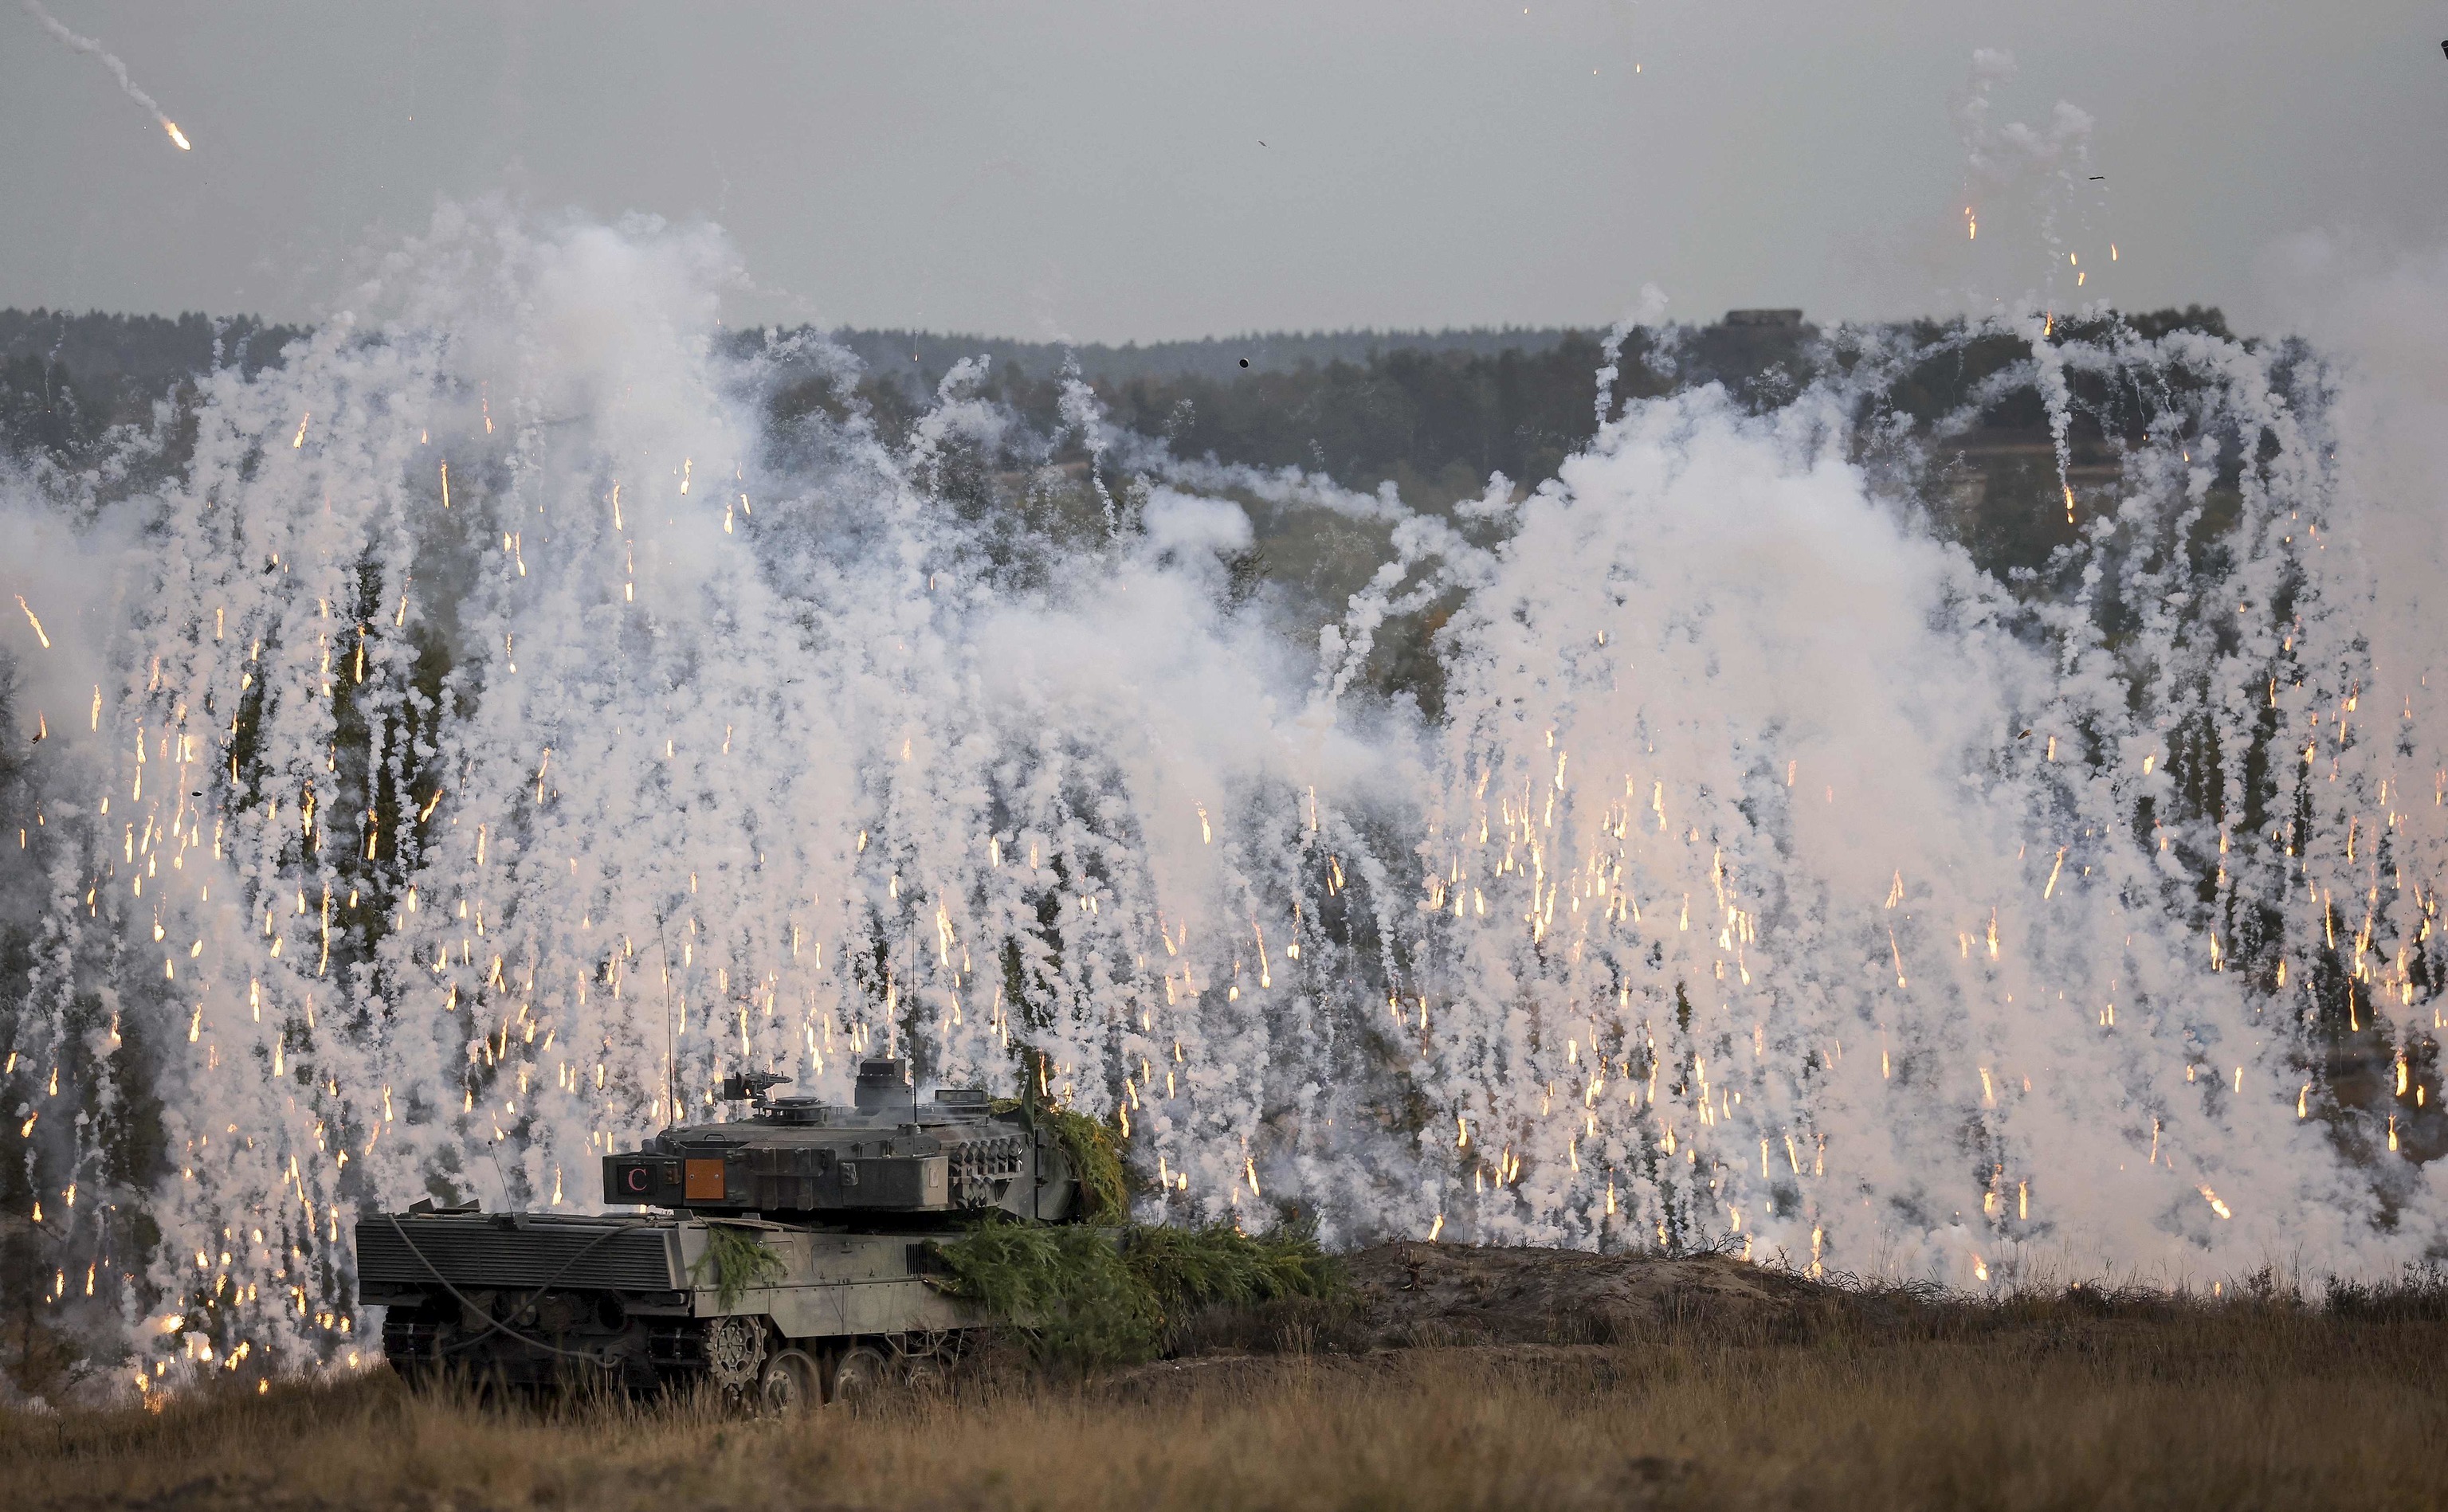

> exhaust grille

[{"left": 355, "top": 1215, "right": 681, "bottom": 1292}]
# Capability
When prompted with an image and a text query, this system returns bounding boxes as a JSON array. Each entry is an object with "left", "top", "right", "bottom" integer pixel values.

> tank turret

[
  {"left": 359, "top": 1056, "right": 1077, "bottom": 1404},
  {"left": 599, "top": 1058, "right": 1078, "bottom": 1224}
]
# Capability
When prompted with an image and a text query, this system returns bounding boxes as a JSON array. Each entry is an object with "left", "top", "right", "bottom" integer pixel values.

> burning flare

[{"left": 19, "top": 0, "right": 192, "bottom": 151}]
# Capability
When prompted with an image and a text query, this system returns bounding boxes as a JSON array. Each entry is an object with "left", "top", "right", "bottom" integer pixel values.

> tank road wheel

[
  {"left": 759, "top": 1349, "right": 822, "bottom": 1416},
  {"left": 826, "top": 1344, "right": 890, "bottom": 1406},
  {"left": 702, "top": 1316, "right": 766, "bottom": 1396}
]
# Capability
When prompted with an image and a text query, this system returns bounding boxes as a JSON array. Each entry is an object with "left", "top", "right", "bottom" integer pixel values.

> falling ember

[
  {"left": 14, "top": 595, "right": 50, "bottom": 648},
  {"left": 164, "top": 121, "right": 190, "bottom": 149},
  {"left": 2197, "top": 1186, "right": 2232, "bottom": 1220}
]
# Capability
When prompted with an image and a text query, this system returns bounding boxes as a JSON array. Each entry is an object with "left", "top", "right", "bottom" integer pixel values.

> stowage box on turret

[{"left": 354, "top": 1059, "right": 1078, "bottom": 1408}]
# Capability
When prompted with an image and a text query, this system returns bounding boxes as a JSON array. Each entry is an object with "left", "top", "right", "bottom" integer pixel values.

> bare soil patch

[{"left": 1344, "top": 1240, "right": 1830, "bottom": 1343}]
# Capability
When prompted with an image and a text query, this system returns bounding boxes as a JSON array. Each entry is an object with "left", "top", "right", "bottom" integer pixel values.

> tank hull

[{"left": 356, "top": 1209, "right": 987, "bottom": 1396}]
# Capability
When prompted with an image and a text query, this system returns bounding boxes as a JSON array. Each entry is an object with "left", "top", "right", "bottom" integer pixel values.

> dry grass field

[{"left": 6, "top": 1246, "right": 2446, "bottom": 1511}]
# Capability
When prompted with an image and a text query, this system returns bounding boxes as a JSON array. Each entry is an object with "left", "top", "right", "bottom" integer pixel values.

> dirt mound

[
  {"left": 1166, "top": 1241, "right": 1854, "bottom": 1356},
  {"left": 1339, "top": 1241, "right": 1833, "bottom": 1347}
]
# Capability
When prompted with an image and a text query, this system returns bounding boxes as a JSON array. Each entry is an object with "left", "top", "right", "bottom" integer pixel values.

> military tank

[{"left": 354, "top": 1057, "right": 1080, "bottom": 1408}]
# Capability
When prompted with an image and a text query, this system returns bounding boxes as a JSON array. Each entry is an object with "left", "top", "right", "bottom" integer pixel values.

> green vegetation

[
  {"left": 925, "top": 1224, "right": 1159, "bottom": 1366},
  {"left": 1124, "top": 1219, "right": 1342, "bottom": 1321},
  {"left": 689, "top": 1225, "right": 788, "bottom": 1310},
  {"left": 924, "top": 1218, "right": 1342, "bottom": 1367},
  {"left": 1034, "top": 1103, "right": 1128, "bottom": 1225},
  {"left": 987, "top": 1079, "right": 1128, "bottom": 1223}
]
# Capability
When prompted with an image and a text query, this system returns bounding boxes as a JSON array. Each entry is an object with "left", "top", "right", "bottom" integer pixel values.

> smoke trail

[
  {"left": 19, "top": 0, "right": 190, "bottom": 149},
  {"left": 5, "top": 206, "right": 2446, "bottom": 1401}
]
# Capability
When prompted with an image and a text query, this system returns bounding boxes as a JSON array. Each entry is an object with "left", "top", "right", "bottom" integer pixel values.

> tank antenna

[
  {"left": 654, "top": 910, "right": 678, "bottom": 1130},
  {"left": 484, "top": 1134, "right": 516, "bottom": 1210},
  {"left": 895, "top": 966, "right": 919, "bottom": 1128}
]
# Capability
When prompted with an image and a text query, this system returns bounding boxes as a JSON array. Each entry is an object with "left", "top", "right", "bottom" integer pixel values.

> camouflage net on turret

[
  {"left": 1035, "top": 1105, "right": 1130, "bottom": 1224},
  {"left": 924, "top": 1217, "right": 1340, "bottom": 1366},
  {"left": 988, "top": 1096, "right": 1129, "bottom": 1224}
]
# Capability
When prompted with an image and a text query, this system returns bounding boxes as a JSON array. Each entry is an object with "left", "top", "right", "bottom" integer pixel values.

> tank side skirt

[{"left": 676, "top": 1229, "right": 987, "bottom": 1338}]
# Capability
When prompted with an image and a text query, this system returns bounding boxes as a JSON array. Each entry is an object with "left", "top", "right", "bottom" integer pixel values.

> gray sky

[{"left": 2, "top": 1, "right": 2442, "bottom": 341}]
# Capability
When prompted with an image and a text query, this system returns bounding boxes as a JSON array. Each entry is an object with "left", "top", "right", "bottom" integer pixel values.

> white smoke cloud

[{"left": 7, "top": 206, "right": 2446, "bottom": 1396}]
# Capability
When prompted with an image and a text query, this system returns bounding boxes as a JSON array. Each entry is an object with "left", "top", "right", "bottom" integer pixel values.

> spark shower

[{"left": 4, "top": 206, "right": 2443, "bottom": 1392}]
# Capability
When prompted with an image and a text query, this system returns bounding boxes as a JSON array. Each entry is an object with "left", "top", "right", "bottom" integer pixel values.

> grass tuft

[{"left": 9, "top": 1301, "right": 2448, "bottom": 1512}]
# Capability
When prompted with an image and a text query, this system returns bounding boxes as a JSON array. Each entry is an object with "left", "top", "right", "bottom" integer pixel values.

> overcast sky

[{"left": 2, "top": 1, "right": 2442, "bottom": 341}]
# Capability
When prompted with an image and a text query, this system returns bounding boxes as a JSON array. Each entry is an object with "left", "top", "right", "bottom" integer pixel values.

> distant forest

[
  {"left": 2, "top": 301, "right": 2241, "bottom": 664},
  {"left": 775, "top": 305, "right": 2242, "bottom": 619},
  {"left": 0, "top": 308, "right": 302, "bottom": 454}
]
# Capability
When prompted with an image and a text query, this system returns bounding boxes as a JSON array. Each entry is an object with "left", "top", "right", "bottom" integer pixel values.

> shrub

[{"left": 925, "top": 1217, "right": 1341, "bottom": 1367}]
